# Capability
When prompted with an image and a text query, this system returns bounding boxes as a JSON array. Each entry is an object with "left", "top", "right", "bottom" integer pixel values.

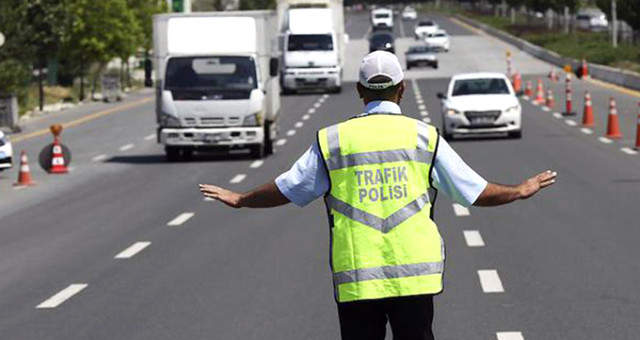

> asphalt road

[{"left": 1, "top": 10, "right": 640, "bottom": 340}]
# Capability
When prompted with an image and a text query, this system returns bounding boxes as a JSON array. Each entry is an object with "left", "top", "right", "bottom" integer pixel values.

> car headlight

[
  {"left": 160, "top": 113, "right": 181, "bottom": 127},
  {"left": 446, "top": 109, "right": 460, "bottom": 116},
  {"left": 243, "top": 111, "right": 263, "bottom": 127},
  {"left": 505, "top": 105, "right": 520, "bottom": 114}
]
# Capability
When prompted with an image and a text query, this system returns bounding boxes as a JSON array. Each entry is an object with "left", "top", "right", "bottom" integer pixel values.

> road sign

[{"left": 0, "top": 32, "right": 5, "bottom": 48}]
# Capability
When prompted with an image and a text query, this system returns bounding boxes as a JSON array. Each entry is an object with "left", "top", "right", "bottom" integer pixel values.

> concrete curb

[{"left": 455, "top": 14, "right": 640, "bottom": 92}]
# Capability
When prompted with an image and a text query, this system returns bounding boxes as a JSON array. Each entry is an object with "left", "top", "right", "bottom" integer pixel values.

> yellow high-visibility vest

[{"left": 317, "top": 113, "right": 444, "bottom": 303}]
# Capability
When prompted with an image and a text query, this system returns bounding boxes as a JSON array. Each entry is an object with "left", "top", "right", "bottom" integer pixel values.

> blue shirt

[{"left": 275, "top": 101, "right": 488, "bottom": 207}]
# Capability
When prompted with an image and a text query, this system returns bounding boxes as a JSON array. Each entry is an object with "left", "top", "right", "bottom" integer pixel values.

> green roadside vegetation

[{"left": 462, "top": 12, "right": 640, "bottom": 74}]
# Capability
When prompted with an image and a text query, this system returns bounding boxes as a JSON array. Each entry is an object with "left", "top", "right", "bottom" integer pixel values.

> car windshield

[
  {"left": 452, "top": 78, "right": 510, "bottom": 96},
  {"left": 375, "top": 13, "right": 390, "bottom": 19},
  {"left": 419, "top": 21, "right": 434, "bottom": 27},
  {"left": 287, "top": 34, "right": 333, "bottom": 51},
  {"left": 165, "top": 56, "right": 257, "bottom": 91}
]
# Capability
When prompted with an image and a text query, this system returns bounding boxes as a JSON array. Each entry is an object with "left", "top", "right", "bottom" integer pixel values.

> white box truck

[
  {"left": 277, "top": 0, "right": 347, "bottom": 94},
  {"left": 152, "top": 11, "right": 281, "bottom": 160}
]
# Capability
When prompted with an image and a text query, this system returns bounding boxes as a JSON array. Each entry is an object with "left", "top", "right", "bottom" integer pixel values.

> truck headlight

[
  {"left": 446, "top": 109, "right": 460, "bottom": 116},
  {"left": 160, "top": 113, "right": 181, "bottom": 127},
  {"left": 505, "top": 105, "right": 520, "bottom": 115},
  {"left": 243, "top": 112, "right": 262, "bottom": 127}
]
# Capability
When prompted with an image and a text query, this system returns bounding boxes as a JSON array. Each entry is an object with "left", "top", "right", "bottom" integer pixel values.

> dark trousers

[{"left": 337, "top": 294, "right": 435, "bottom": 340}]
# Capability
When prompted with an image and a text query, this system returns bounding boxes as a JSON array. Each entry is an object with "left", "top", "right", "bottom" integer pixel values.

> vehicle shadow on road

[
  {"left": 446, "top": 135, "right": 519, "bottom": 143},
  {"left": 106, "top": 153, "right": 255, "bottom": 165}
]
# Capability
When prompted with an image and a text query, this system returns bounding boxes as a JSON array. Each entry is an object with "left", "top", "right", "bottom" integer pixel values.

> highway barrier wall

[{"left": 455, "top": 14, "right": 640, "bottom": 92}]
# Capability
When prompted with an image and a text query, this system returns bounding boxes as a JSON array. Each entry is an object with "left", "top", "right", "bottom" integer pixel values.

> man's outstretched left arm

[
  {"left": 473, "top": 170, "right": 557, "bottom": 207},
  {"left": 199, "top": 181, "right": 290, "bottom": 209}
]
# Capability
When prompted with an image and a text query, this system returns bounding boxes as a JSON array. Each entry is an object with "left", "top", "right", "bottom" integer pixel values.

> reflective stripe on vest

[{"left": 318, "top": 114, "right": 444, "bottom": 303}]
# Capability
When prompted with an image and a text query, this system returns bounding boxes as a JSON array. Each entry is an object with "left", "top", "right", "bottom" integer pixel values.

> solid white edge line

[
  {"left": 452, "top": 203, "right": 470, "bottom": 216},
  {"left": 144, "top": 133, "right": 156, "bottom": 141},
  {"left": 302, "top": 114, "right": 311, "bottom": 120},
  {"left": 286, "top": 129, "right": 296, "bottom": 136},
  {"left": 581, "top": 128, "right": 593, "bottom": 134},
  {"left": 598, "top": 137, "right": 613, "bottom": 144},
  {"left": 92, "top": 154, "right": 108, "bottom": 162},
  {"left": 275, "top": 139, "right": 287, "bottom": 146},
  {"left": 621, "top": 147, "right": 638, "bottom": 155},
  {"left": 496, "top": 332, "right": 524, "bottom": 340},
  {"left": 565, "top": 119, "right": 577, "bottom": 126},
  {"left": 167, "top": 212, "right": 195, "bottom": 226},
  {"left": 552, "top": 112, "right": 562, "bottom": 119},
  {"left": 422, "top": 117, "right": 432, "bottom": 123},
  {"left": 308, "top": 108, "right": 316, "bottom": 114},
  {"left": 250, "top": 160, "right": 264, "bottom": 168},
  {"left": 230, "top": 174, "right": 247, "bottom": 184},
  {"left": 115, "top": 241, "right": 151, "bottom": 259},
  {"left": 119, "top": 143, "right": 134, "bottom": 151},
  {"left": 478, "top": 269, "right": 505, "bottom": 293},
  {"left": 36, "top": 284, "right": 88, "bottom": 309},
  {"left": 294, "top": 122, "right": 304, "bottom": 128},
  {"left": 463, "top": 230, "right": 485, "bottom": 247}
]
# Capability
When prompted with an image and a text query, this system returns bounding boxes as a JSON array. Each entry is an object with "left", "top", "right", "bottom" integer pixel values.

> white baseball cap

[{"left": 358, "top": 51, "right": 404, "bottom": 90}]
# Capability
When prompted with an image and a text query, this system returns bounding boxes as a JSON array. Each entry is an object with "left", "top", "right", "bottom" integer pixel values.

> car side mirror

[
  {"left": 436, "top": 93, "right": 446, "bottom": 100},
  {"left": 269, "top": 58, "right": 279, "bottom": 77}
]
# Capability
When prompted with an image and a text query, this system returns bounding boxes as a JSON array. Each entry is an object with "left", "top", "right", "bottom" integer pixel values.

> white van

[{"left": 371, "top": 8, "right": 393, "bottom": 29}]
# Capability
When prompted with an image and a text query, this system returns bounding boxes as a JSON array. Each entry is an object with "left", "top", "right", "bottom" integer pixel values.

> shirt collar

[{"left": 362, "top": 100, "right": 402, "bottom": 116}]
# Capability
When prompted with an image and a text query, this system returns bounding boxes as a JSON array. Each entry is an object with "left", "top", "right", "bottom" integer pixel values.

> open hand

[
  {"left": 518, "top": 170, "right": 557, "bottom": 200},
  {"left": 199, "top": 184, "right": 242, "bottom": 208}
]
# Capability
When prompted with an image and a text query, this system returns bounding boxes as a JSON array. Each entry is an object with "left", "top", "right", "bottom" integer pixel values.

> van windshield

[
  {"left": 165, "top": 56, "right": 257, "bottom": 94},
  {"left": 375, "top": 13, "right": 390, "bottom": 18},
  {"left": 452, "top": 78, "right": 510, "bottom": 96},
  {"left": 287, "top": 34, "right": 334, "bottom": 51}
]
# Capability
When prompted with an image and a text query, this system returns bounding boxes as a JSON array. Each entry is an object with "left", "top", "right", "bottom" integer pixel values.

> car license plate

[{"left": 470, "top": 117, "right": 494, "bottom": 125}]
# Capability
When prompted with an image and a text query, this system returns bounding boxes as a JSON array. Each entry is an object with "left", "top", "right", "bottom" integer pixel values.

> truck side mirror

[
  {"left": 270, "top": 58, "right": 279, "bottom": 77},
  {"left": 436, "top": 93, "right": 446, "bottom": 100},
  {"left": 144, "top": 58, "right": 153, "bottom": 88}
]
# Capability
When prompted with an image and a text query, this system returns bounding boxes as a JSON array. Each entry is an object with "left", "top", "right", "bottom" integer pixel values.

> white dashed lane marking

[
  {"left": 621, "top": 147, "right": 638, "bottom": 155},
  {"left": 598, "top": 137, "right": 613, "bottom": 144},
  {"left": 275, "top": 139, "right": 287, "bottom": 146},
  {"left": 286, "top": 129, "right": 296, "bottom": 136},
  {"left": 497, "top": 332, "right": 524, "bottom": 340},
  {"left": 463, "top": 230, "right": 485, "bottom": 247},
  {"left": 314, "top": 102, "right": 321, "bottom": 108},
  {"left": 420, "top": 111, "right": 429, "bottom": 117},
  {"left": 36, "top": 284, "right": 88, "bottom": 309},
  {"left": 422, "top": 117, "right": 431, "bottom": 123},
  {"left": 416, "top": 98, "right": 424, "bottom": 105},
  {"left": 230, "top": 174, "right": 247, "bottom": 184},
  {"left": 452, "top": 203, "right": 470, "bottom": 216},
  {"left": 308, "top": 108, "right": 316, "bottom": 114},
  {"left": 167, "top": 212, "right": 194, "bottom": 226},
  {"left": 552, "top": 112, "right": 562, "bottom": 119},
  {"left": 565, "top": 119, "right": 577, "bottom": 126},
  {"left": 478, "top": 270, "right": 505, "bottom": 293},
  {"left": 92, "top": 154, "right": 108, "bottom": 162},
  {"left": 144, "top": 133, "right": 156, "bottom": 141},
  {"left": 302, "top": 114, "right": 311, "bottom": 120},
  {"left": 250, "top": 160, "right": 264, "bottom": 168},
  {"left": 119, "top": 143, "right": 134, "bottom": 151},
  {"left": 581, "top": 128, "right": 593, "bottom": 134},
  {"left": 541, "top": 106, "right": 550, "bottom": 112},
  {"left": 295, "top": 122, "right": 304, "bottom": 128},
  {"left": 115, "top": 241, "right": 151, "bottom": 259},
  {"left": 418, "top": 104, "right": 426, "bottom": 111}
]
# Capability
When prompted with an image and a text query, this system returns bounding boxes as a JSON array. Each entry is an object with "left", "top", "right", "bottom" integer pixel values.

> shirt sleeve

[
  {"left": 275, "top": 142, "right": 330, "bottom": 207},
  {"left": 431, "top": 136, "right": 488, "bottom": 207}
]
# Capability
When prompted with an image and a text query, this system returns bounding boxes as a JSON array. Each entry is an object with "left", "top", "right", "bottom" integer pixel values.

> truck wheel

[
  {"left": 165, "top": 147, "right": 180, "bottom": 162},
  {"left": 264, "top": 121, "right": 274, "bottom": 155},
  {"left": 250, "top": 144, "right": 265, "bottom": 159}
]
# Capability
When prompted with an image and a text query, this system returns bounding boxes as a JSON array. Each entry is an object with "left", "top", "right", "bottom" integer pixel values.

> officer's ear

[
  {"left": 397, "top": 81, "right": 406, "bottom": 104},
  {"left": 356, "top": 82, "right": 365, "bottom": 99}
]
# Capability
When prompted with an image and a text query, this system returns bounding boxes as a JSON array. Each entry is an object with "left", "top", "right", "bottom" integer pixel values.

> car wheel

[
  {"left": 433, "top": 63, "right": 439, "bottom": 69},
  {"left": 509, "top": 130, "right": 522, "bottom": 139},
  {"left": 406, "top": 64, "right": 411, "bottom": 70}
]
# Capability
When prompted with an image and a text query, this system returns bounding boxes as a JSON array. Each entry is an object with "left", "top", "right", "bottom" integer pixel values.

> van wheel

[
  {"left": 165, "top": 147, "right": 180, "bottom": 162},
  {"left": 250, "top": 144, "right": 265, "bottom": 159},
  {"left": 264, "top": 121, "right": 274, "bottom": 155}
]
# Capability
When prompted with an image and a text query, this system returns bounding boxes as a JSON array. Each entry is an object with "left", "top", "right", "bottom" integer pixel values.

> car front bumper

[
  {"left": 282, "top": 68, "right": 341, "bottom": 90},
  {"left": 443, "top": 112, "right": 521, "bottom": 135}
]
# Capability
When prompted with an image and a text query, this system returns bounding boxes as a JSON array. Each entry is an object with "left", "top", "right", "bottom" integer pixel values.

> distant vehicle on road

[
  {"left": 414, "top": 20, "right": 438, "bottom": 39},
  {"left": 405, "top": 45, "right": 438, "bottom": 69},
  {"left": 401, "top": 6, "right": 417, "bottom": 20},
  {"left": 437, "top": 73, "right": 521, "bottom": 140},
  {"left": 371, "top": 8, "right": 393, "bottom": 29},
  {"left": 0, "top": 131, "right": 13, "bottom": 171},
  {"left": 424, "top": 29, "right": 450, "bottom": 52},
  {"left": 369, "top": 31, "right": 395, "bottom": 54},
  {"left": 576, "top": 9, "right": 608, "bottom": 32}
]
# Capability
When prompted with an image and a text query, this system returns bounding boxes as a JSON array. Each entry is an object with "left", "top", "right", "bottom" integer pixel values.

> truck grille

[{"left": 180, "top": 117, "right": 242, "bottom": 127}]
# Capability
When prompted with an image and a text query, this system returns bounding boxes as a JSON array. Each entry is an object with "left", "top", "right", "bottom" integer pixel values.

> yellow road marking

[{"left": 11, "top": 97, "right": 153, "bottom": 144}]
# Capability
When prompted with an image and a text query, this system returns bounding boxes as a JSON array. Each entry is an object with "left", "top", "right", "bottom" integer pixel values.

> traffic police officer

[{"left": 199, "top": 51, "right": 557, "bottom": 340}]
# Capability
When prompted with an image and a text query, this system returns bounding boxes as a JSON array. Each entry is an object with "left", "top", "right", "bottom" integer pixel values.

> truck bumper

[
  {"left": 282, "top": 68, "right": 341, "bottom": 90},
  {"left": 160, "top": 127, "right": 264, "bottom": 148}
]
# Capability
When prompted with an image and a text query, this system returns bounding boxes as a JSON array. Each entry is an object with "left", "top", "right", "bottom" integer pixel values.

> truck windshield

[
  {"left": 287, "top": 34, "right": 333, "bottom": 51},
  {"left": 165, "top": 56, "right": 257, "bottom": 92},
  {"left": 452, "top": 78, "right": 510, "bottom": 96}
]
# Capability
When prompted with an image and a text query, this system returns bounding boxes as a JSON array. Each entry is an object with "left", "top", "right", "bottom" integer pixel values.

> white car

[
  {"left": 0, "top": 131, "right": 13, "bottom": 171},
  {"left": 438, "top": 73, "right": 522, "bottom": 139},
  {"left": 414, "top": 20, "right": 438, "bottom": 39},
  {"left": 401, "top": 7, "right": 417, "bottom": 20},
  {"left": 424, "top": 30, "right": 450, "bottom": 52},
  {"left": 371, "top": 8, "right": 393, "bottom": 29}
]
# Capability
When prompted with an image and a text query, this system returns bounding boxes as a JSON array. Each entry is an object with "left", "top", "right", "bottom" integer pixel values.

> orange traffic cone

[
  {"left": 563, "top": 73, "right": 575, "bottom": 116},
  {"left": 524, "top": 80, "right": 533, "bottom": 98},
  {"left": 635, "top": 102, "right": 640, "bottom": 150},
  {"left": 606, "top": 98, "right": 622, "bottom": 139},
  {"left": 582, "top": 91, "right": 594, "bottom": 127},
  {"left": 49, "top": 138, "right": 68, "bottom": 174},
  {"left": 534, "top": 79, "right": 545, "bottom": 104},
  {"left": 545, "top": 89, "right": 555, "bottom": 108},
  {"left": 512, "top": 72, "right": 522, "bottom": 94},
  {"left": 14, "top": 151, "right": 35, "bottom": 186},
  {"left": 581, "top": 58, "right": 589, "bottom": 78}
]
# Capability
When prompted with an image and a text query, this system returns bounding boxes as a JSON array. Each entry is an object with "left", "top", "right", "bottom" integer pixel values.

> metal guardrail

[{"left": 455, "top": 14, "right": 640, "bottom": 92}]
